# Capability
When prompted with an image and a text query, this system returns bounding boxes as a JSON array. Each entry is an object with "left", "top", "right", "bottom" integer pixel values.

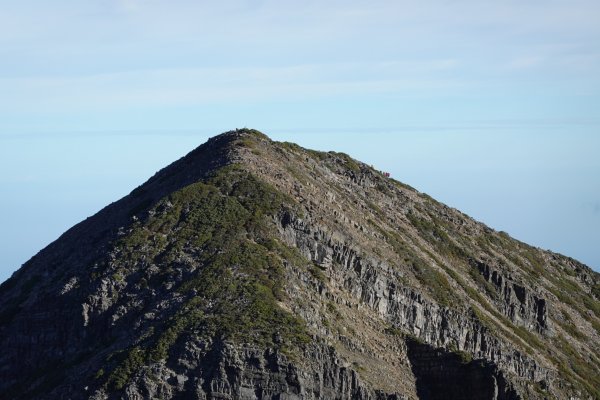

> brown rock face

[{"left": 0, "top": 130, "right": 599, "bottom": 400}]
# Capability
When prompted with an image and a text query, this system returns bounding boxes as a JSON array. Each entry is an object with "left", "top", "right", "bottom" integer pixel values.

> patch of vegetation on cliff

[
  {"left": 330, "top": 151, "right": 362, "bottom": 174},
  {"left": 101, "top": 165, "right": 310, "bottom": 391},
  {"left": 278, "top": 141, "right": 329, "bottom": 163},
  {"left": 406, "top": 211, "right": 470, "bottom": 263},
  {"left": 557, "top": 310, "right": 586, "bottom": 340},
  {"left": 448, "top": 342, "right": 473, "bottom": 364},
  {"left": 592, "top": 283, "right": 600, "bottom": 300},
  {"left": 410, "top": 258, "right": 455, "bottom": 307},
  {"left": 107, "top": 347, "right": 146, "bottom": 390},
  {"left": 554, "top": 335, "right": 600, "bottom": 399},
  {"left": 544, "top": 270, "right": 600, "bottom": 335}
]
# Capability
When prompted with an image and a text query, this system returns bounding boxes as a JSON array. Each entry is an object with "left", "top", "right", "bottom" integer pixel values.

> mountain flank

[{"left": 1, "top": 129, "right": 599, "bottom": 400}]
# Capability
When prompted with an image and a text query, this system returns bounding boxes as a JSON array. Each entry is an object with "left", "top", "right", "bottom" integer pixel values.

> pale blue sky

[{"left": 1, "top": 1, "right": 599, "bottom": 281}]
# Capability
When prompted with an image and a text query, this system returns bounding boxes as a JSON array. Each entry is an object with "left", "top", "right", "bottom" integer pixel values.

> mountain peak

[{"left": 1, "top": 130, "right": 599, "bottom": 399}]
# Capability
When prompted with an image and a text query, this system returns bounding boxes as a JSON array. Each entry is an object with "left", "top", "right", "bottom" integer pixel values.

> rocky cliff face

[{"left": 1, "top": 130, "right": 599, "bottom": 400}]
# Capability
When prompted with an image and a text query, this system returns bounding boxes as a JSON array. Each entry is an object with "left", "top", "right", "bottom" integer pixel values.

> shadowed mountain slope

[{"left": 1, "top": 130, "right": 599, "bottom": 400}]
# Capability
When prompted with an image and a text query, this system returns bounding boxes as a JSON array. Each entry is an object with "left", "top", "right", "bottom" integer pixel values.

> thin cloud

[
  {"left": 0, "top": 63, "right": 468, "bottom": 112},
  {"left": 0, "top": 1, "right": 599, "bottom": 131},
  {"left": 507, "top": 56, "right": 543, "bottom": 70}
]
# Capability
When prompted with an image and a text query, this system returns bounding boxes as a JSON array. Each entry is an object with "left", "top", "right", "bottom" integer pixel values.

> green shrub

[
  {"left": 406, "top": 212, "right": 469, "bottom": 262},
  {"left": 592, "top": 284, "right": 600, "bottom": 300}
]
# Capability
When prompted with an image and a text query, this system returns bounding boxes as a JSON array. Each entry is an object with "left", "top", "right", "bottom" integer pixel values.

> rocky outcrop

[
  {"left": 85, "top": 341, "right": 405, "bottom": 400},
  {"left": 472, "top": 260, "right": 549, "bottom": 334}
]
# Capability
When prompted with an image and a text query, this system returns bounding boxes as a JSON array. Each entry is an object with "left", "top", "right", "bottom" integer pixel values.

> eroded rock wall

[{"left": 276, "top": 212, "right": 553, "bottom": 390}]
